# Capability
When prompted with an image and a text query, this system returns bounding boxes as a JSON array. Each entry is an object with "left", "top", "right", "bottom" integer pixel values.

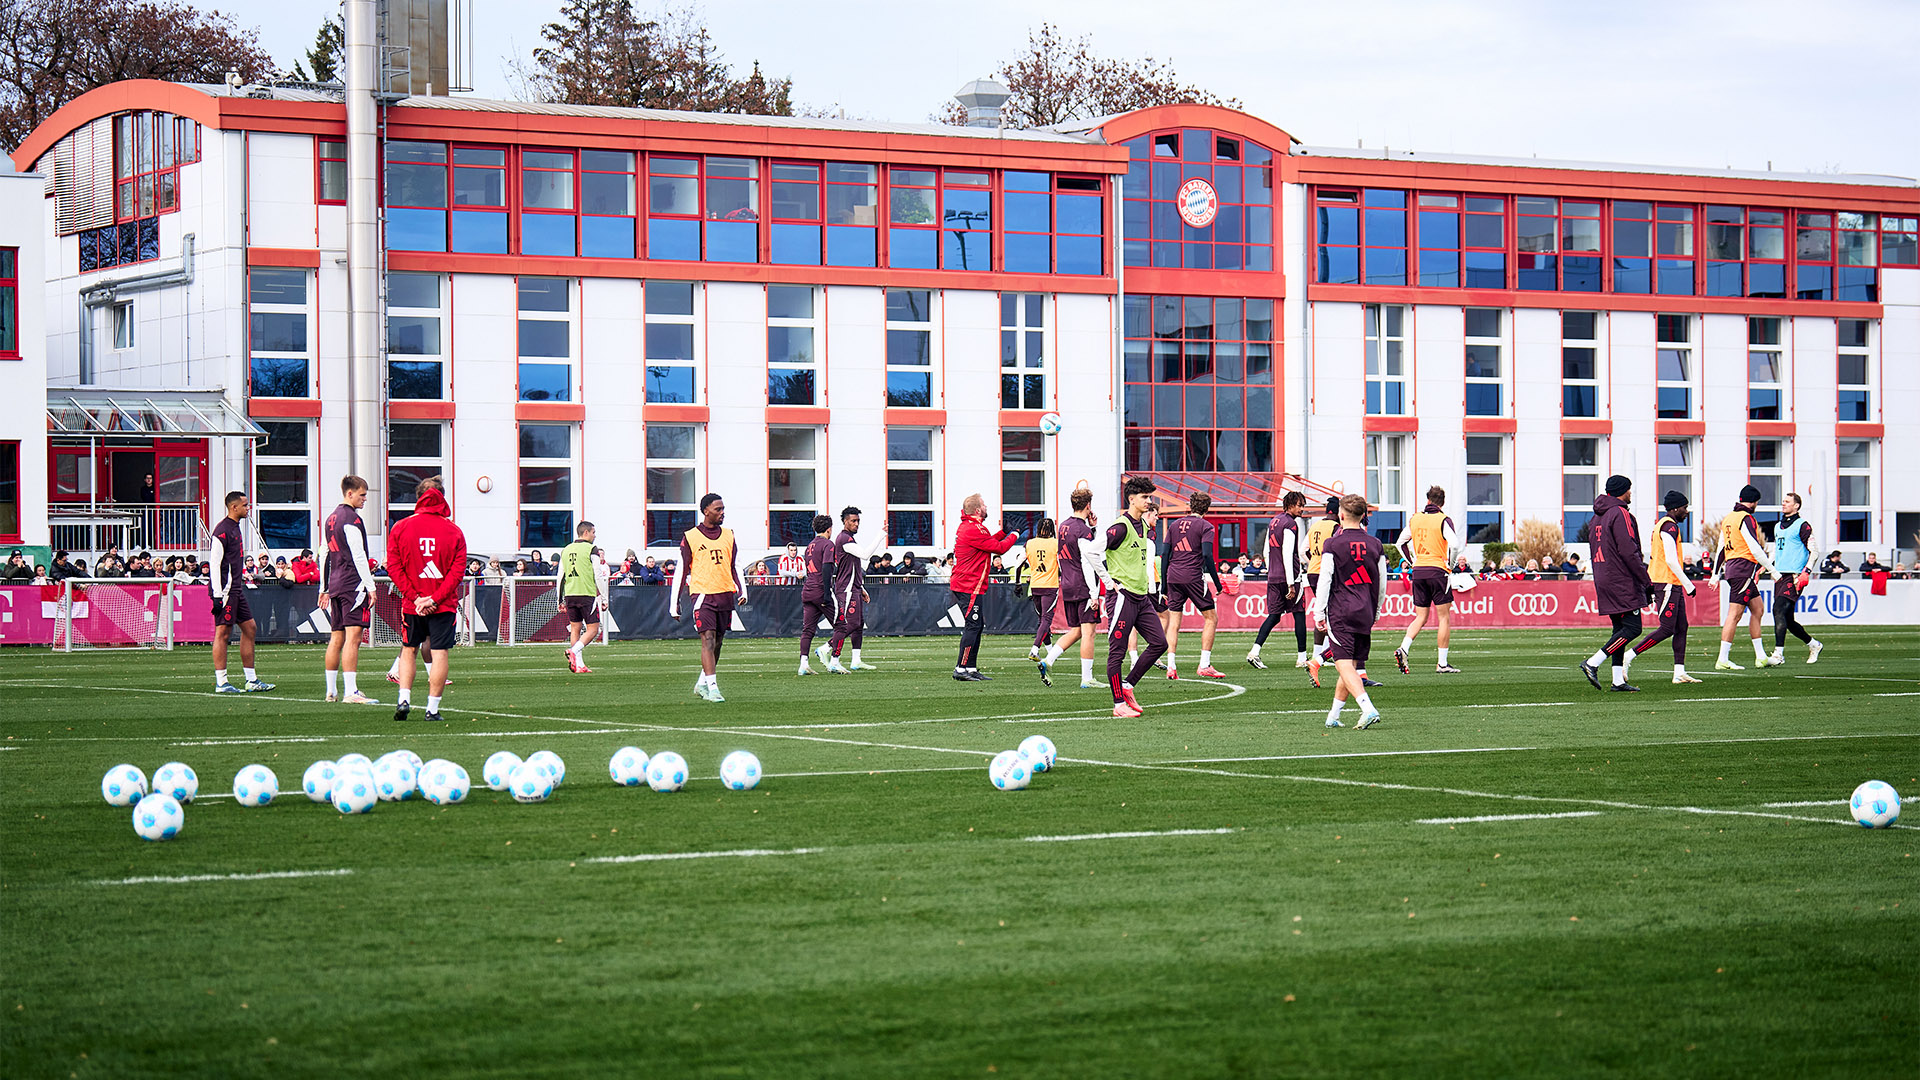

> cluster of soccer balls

[
  {"left": 605, "top": 747, "right": 763, "bottom": 793},
  {"left": 988, "top": 735, "right": 1058, "bottom": 791},
  {"left": 302, "top": 750, "right": 475, "bottom": 813}
]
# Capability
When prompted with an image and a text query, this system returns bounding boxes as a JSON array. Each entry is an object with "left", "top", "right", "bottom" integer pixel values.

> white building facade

[{"left": 0, "top": 158, "right": 48, "bottom": 556}]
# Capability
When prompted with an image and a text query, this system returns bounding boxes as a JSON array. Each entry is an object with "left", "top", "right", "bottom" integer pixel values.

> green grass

[{"left": 2, "top": 628, "right": 1915, "bottom": 1078}]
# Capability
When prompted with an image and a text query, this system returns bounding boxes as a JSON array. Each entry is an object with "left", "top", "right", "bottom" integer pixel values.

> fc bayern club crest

[{"left": 1176, "top": 178, "right": 1219, "bottom": 228}]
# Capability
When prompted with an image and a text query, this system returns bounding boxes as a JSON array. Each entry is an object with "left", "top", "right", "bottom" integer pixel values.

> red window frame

[
  {"left": 1882, "top": 215, "right": 1919, "bottom": 266},
  {"left": 317, "top": 138, "right": 347, "bottom": 205},
  {"left": 887, "top": 166, "right": 940, "bottom": 231},
  {"left": 647, "top": 156, "right": 702, "bottom": 220},
  {"left": 770, "top": 161, "right": 822, "bottom": 226},
  {"left": 385, "top": 140, "right": 449, "bottom": 211},
  {"left": 0, "top": 440, "right": 18, "bottom": 544},
  {"left": 521, "top": 148, "right": 576, "bottom": 214},
  {"left": 0, "top": 247, "right": 17, "bottom": 359},
  {"left": 824, "top": 162, "right": 878, "bottom": 227},
  {"left": 115, "top": 112, "right": 194, "bottom": 223},
  {"left": 1054, "top": 174, "right": 1106, "bottom": 276},
  {"left": 579, "top": 149, "right": 637, "bottom": 219}
]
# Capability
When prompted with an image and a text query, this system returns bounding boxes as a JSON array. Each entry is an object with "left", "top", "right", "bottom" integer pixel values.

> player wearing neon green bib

[
  {"left": 1104, "top": 476, "right": 1167, "bottom": 718},
  {"left": 560, "top": 520, "right": 605, "bottom": 674}
]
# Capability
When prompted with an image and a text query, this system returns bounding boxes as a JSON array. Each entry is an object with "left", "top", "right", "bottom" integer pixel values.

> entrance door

[
  {"left": 109, "top": 450, "right": 155, "bottom": 504},
  {"left": 150, "top": 441, "right": 207, "bottom": 550}
]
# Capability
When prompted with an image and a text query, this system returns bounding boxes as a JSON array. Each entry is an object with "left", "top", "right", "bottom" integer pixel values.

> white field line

[
  {"left": 728, "top": 679, "right": 1249, "bottom": 730},
  {"left": 1158, "top": 732, "right": 1920, "bottom": 766},
  {"left": 1159, "top": 746, "right": 1536, "bottom": 764},
  {"left": 95, "top": 869, "right": 354, "bottom": 886},
  {"left": 1763, "top": 800, "right": 1849, "bottom": 807},
  {"left": 1463, "top": 702, "right": 1575, "bottom": 709},
  {"left": 1795, "top": 675, "right": 1920, "bottom": 683},
  {"left": 1021, "top": 827, "right": 1238, "bottom": 843},
  {"left": 586, "top": 847, "right": 820, "bottom": 864},
  {"left": 1417, "top": 812, "right": 1604, "bottom": 824},
  {"left": 1874, "top": 692, "right": 1920, "bottom": 698}
]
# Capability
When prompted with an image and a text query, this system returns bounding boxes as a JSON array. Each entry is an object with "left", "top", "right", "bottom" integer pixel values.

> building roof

[{"left": 1291, "top": 145, "right": 1917, "bottom": 189}]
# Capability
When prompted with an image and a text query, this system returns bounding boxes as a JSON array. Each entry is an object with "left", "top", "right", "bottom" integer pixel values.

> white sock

[
  {"left": 570, "top": 638, "right": 586, "bottom": 657},
  {"left": 1587, "top": 649, "right": 1608, "bottom": 667},
  {"left": 799, "top": 655, "right": 812, "bottom": 670},
  {"left": 1248, "top": 642, "right": 1262, "bottom": 657},
  {"left": 215, "top": 668, "right": 229, "bottom": 686},
  {"left": 344, "top": 672, "right": 358, "bottom": 696},
  {"left": 851, "top": 648, "right": 863, "bottom": 664},
  {"left": 1437, "top": 648, "right": 1449, "bottom": 666},
  {"left": 1044, "top": 644, "right": 1064, "bottom": 665},
  {"left": 699, "top": 673, "right": 713, "bottom": 688},
  {"left": 1165, "top": 652, "right": 1176, "bottom": 671},
  {"left": 1675, "top": 664, "right": 1688, "bottom": 677},
  {"left": 1326, "top": 700, "right": 1345, "bottom": 723},
  {"left": 1199, "top": 650, "right": 1212, "bottom": 669},
  {"left": 426, "top": 695, "right": 441, "bottom": 712},
  {"left": 1356, "top": 692, "right": 1376, "bottom": 714},
  {"left": 955, "top": 665, "right": 966, "bottom": 675},
  {"left": 1718, "top": 641, "right": 1733, "bottom": 662},
  {"left": 325, "top": 670, "right": 338, "bottom": 695},
  {"left": 397, "top": 687, "right": 411, "bottom": 705},
  {"left": 243, "top": 667, "right": 257, "bottom": 683},
  {"left": 1297, "top": 650, "right": 1309, "bottom": 662},
  {"left": 389, "top": 658, "right": 401, "bottom": 678},
  {"left": 1752, "top": 638, "right": 1768, "bottom": 662},
  {"left": 1611, "top": 665, "right": 1625, "bottom": 686},
  {"left": 1399, "top": 634, "right": 1415, "bottom": 653},
  {"left": 1128, "top": 650, "right": 1138, "bottom": 667},
  {"left": 1313, "top": 640, "right": 1329, "bottom": 660},
  {"left": 1081, "top": 658, "right": 1094, "bottom": 681}
]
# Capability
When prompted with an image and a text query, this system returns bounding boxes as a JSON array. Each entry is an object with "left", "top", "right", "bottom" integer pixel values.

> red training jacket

[
  {"left": 951, "top": 513, "right": 1018, "bottom": 595},
  {"left": 386, "top": 487, "right": 468, "bottom": 615}
]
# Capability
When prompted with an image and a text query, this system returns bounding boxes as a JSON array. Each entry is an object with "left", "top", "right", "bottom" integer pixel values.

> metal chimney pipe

[{"left": 345, "top": 0, "right": 383, "bottom": 534}]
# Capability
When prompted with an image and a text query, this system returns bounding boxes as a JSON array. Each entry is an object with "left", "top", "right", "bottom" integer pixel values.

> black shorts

[
  {"left": 1062, "top": 595, "right": 1095, "bottom": 626},
  {"left": 564, "top": 595, "right": 598, "bottom": 624},
  {"left": 1723, "top": 559, "right": 1761, "bottom": 605},
  {"left": 212, "top": 588, "right": 253, "bottom": 627},
  {"left": 1165, "top": 579, "right": 1214, "bottom": 613},
  {"left": 402, "top": 610, "right": 457, "bottom": 651},
  {"left": 693, "top": 593, "right": 736, "bottom": 635},
  {"left": 327, "top": 593, "right": 369, "bottom": 630},
  {"left": 1324, "top": 626, "right": 1371, "bottom": 665},
  {"left": 1267, "top": 581, "right": 1303, "bottom": 614},
  {"left": 1410, "top": 567, "right": 1452, "bottom": 608}
]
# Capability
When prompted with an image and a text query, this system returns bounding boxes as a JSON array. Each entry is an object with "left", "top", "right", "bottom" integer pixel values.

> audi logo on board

[
  {"left": 1507, "top": 593, "right": 1560, "bottom": 617},
  {"left": 1379, "top": 594, "right": 1415, "bottom": 618},
  {"left": 1233, "top": 594, "right": 1268, "bottom": 620}
]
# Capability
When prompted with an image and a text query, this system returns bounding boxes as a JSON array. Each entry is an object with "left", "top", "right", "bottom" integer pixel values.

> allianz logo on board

[{"left": 1824, "top": 584, "right": 1859, "bottom": 619}]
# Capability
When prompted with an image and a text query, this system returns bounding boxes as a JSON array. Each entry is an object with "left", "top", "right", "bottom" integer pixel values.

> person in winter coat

[
  {"left": 1579, "top": 475, "right": 1653, "bottom": 692},
  {"left": 949, "top": 493, "right": 1020, "bottom": 681}
]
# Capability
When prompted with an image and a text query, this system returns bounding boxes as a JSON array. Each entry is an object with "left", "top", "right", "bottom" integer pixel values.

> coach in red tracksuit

[
  {"left": 386, "top": 477, "right": 468, "bottom": 721},
  {"left": 950, "top": 493, "right": 1020, "bottom": 681}
]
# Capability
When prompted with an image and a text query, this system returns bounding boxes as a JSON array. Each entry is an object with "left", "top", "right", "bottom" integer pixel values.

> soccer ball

[
  {"left": 989, "top": 750, "right": 1032, "bottom": 791},
  {"left": 101, "top": 764, "right": 147, "bottom": 806},
  {"left": 1017, "top": 735, "right": 1057, "bottom": 772},
  {"left": 151, "top": 762, "right": 198, "bottom": 803},
  {"left": 131, "top": 793, "right": 184, "bottom": 841},
  {"left": 372, "top": 756, "right": 416, "bottom": 802},
  {"left": 419, "top": 759, "right": 471, "bottom": 806},
  {"left": 609, "top": 747, "right": 650, "bottom": 787},
  {"left": 1038, "top": 412, "right": 1063, "bottom": 436},
  {"left": 526, "top": 750, "right": 567, "bottom": 786},
  {"left": 397, "top": 749, "right": 424, "bottom": 778},
  {"left": 509, "top": 763, "right": 555, "bottom": 803},
  {"left": 719, "top": 751, "right": 762, "bottom": 791},
  {"left": 646, "top": 751, "right": 689, "bottom": 792},
  {"left": 336, "top": 752, "right": 374, "bottom": 774},
  {"left": 483, "top": 751, "right": 523, "bottom": 791},
  {"left": 233, "top": 765, "right": 278, "bottom": 807},
  {"left": 1850, "top": 780, "right": 1902, "bottom": 829},
  {"left": 302, "top": 760, "right": 339, "bottom": 803},
  {"left": 331, "top": 770, "right": 377, "bottom": 815},
  {"left": 376, "top": 752, "right": 422, "bottom": 800}
]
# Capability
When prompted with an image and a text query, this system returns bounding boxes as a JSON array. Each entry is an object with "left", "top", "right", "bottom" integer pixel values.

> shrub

[{"left": 1515, "top": 518, "right": 1566, "bottom": 569}]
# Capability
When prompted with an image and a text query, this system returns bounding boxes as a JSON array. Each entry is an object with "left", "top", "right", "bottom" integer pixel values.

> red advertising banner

[{"left": 1171, "top": 579, "right": 1725, "bottom": 632}]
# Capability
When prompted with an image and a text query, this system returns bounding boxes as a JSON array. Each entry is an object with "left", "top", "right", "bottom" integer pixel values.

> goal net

[
  {"left": 500, "top": 577, "right": 612, "bottom": 645},
  {"left": 359, "top": 579, "right": 478, "bottom": 649},
  {"left": 53, "top": 579, "right": 175, "bottom": 651}
]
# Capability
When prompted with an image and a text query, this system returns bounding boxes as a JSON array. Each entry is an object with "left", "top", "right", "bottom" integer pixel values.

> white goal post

[
  {"left": 499, "top": 577, "right": 611, "bottom": 645},
  {"left": 363, "top": 578, "right": 478, "bottom": 649},
  {"left": 52, "top": 579, "right": 175, "bottom": 651}
]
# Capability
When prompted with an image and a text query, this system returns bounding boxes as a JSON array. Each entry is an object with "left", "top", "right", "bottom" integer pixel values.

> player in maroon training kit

[
  {"left": 1249, "top": 490, "right": 1310, "bottom": 670},
  {"left": 796, "top": 514, "right": 836, "bottom": 676},
  {"left": 321, "top": 474, "right": 379, "bottom": 703},
  {"left": 1313, "top": 494, "right": 1387, "bottom": 729},
  {"left": 824, "top": 506, "right": 885, "bottom": 672},
  {"left": 1158, "top": 493, "right": 1226, "bottom": 679},
  {"left": 1037, "top": 484, "right": 1111, "bottom": 689}
]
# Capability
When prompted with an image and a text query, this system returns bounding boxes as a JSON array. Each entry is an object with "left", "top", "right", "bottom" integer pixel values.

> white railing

[{"left": 49, "top": 503, "right": 207, "bottom": 555}]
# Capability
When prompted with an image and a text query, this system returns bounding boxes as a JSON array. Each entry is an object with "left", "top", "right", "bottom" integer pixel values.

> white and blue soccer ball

[
  {"left": 101, "top": 764, "right": 147, "bottom": 806},
  {"left": 526, "top": 750, "right": 566, "bottom": 787},
  {"left": 509, "top": 763, "right": 555, "bottom": 803},
  {"left": 609, "top": 747, "right": 650, "bottom": 787},
  {"left": 131, "top": 793, "right": 184, "bottom": 841},
  {"left": 233, "top": 765, "right": 278, "bottom": 807},
  {"left": 1038, "top": 411, "right": 1064, "bottom": 436},
  {"left": 719, "top": 751, "right": 762, "bottom": 791},
  {"left": 419, "top": 759, "right": 471, "bottom": 806},
  {"left": 645, "top": 751, "right": 689, "bottom": 792},
  {"left": 396, "top": 749, "right": 424, "bottom": 779},
  {"left": 336, "top": 752, "right": 374, "bottom": 774},
  {"left": 484, "top": 751, "right": 523, "bottom": 791},
  {"left": 989, "top": 750, "right": 1032, "bottom": 791},
  {"left": 302, "top": 760, "right": 339, "bottom": 803},
  {"left": 375, "top": 752, "right": 422, "bottom": 800},
  {"left": 331, "top": 771, "right": 377, "bottom": 815},
  {"left": 372, "top": 756, "right": 417, "bottom": 802},
  {"left": 151, "top": 761, "right": 198, "bottom": 804},
  {"left": 1850, "top": 780, "right": 1902, "bottom": 829},
  {"left": 1018, "top": 735, "right": 1057, "bottom": 773}
]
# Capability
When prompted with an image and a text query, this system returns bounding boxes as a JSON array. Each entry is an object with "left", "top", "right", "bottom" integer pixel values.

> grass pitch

[{"left": 2, "top": 627, "right": 1915, "bottom": 1078}]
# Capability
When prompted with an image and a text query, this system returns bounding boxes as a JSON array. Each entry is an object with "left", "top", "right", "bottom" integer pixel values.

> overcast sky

[{"left": 243, "top": 0, "right": 1920, "bottom": 179}]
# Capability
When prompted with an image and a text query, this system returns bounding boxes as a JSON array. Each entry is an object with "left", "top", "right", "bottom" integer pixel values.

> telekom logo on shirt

[{"left": 420, "top": 538, "right": 436, "bottom": 558}]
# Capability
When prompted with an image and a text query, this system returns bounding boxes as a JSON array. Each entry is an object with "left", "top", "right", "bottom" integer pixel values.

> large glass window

[
  {"left": 1000, "top": 293, "right": 1046, "bottom": 409},
  {"left": 1656, "top": 315, "right": 1693, "bottom": 419},
  {"left": 0, "top": 441, "right": 17, "bottom": 542},
  {"left": 771, "top": 162, "right": 822, "bottom": 266},
  {"left": 1882, "top": 216, "right": 1919, "bottom": 267},
  {"left": 1836, "top": 212, "right": 1878, "bottom": 301},
  {"left": 1836, "top": 439, "right": 1872, "bottom": 542},
  {"left": 254, "top": 419, "right": 311, "bottom": 550},
  {"left": 114, "top": 111, "right": 196, "bottom": 222},
  {"left": 645, "top": 424, "right": 698, "bottom": 546},
  {"left": 519, "top": 422, "right": 575, "bottom": 548},
  {"left": 888, "top": 167, "right": 939, "bottom": 269},
  {"left": 1561, "top": 311, "right": 1599, "bottom": 418},
  {"left": 824, "top": 163, "right": 879, "bottom": 267},
  {"left": 1001, "top": 430, "right": 1048, "bottom": 540},
  {"left": 1563, "top": 437, "right": 1601, "bottom": 543},
  {"left": 518, "top": 277, "right": 573, "bottom": 402},
  {"left": 1517, "top": 197, "right": 1601, "bottom": 292},
  {"left": 248, "top": 269, "right": 311, "bottom": 398},
  {"left": 768, "top": 427, "right": 820, "bottom": 546},
  {"left": 647, "top": 157, "right": 700, "bottom": 260},
  {"left": 1463, "top": 308, "right": 1503, "bottom": 417},
  {"left": 520, "top": 149, "right": 576, "bottom": 257},
  {"left": 1121, "top": 296, "right": 1274, "bottom": 472},
  {"left": 705, "top": 156, "right": 759, "bottom": 263},
  {"left": 1365, "top": 304, "right": 1407, "bottom": 415},
  {"left": 1837, "top": 318, "right": 1871, "bottom": 422},
  {"left": 387, "top": 422, "right": 446, "bottom": 527},
  {"left": 1747, "top": 209, "right": 1788, "bottom": 298},
  {"left": 885, "top": 289, "right": 934, "bottom": 407},
  {"left": 1054, "top": 175, "right": 1105, "bottom": 275},
  {"left": 580, "top": 150, "right": 636, "bottom": 258},
  {"left": 942, "top": 170, "right": 991, "bottom": 270},
  {"left": 1131, "top": 131, "right": 1272, "bottom": 271},
  {"left": 766, "top": 285, "right": 817, "bottom": 406},
  {"left": 318, "top": 139, "right": 346, "bottom": 203},
  {"left": 388, "top": 272, "right": 444, "bottom": 400},
  {"left": 1748, "top": 439, "right": 1784, "bottom": 529},
  {"left": 645, "top": 281, "right": 697, "bottom": 404},
  {"left": 2, "top": 248, "right": 19, "bottom": 357},
  {"left": 887, "top": 427, "right": 936, "bottom": 548},
  {"left": 1366, "top": 434, "right": 1408, "bottom": 542},
  {"left": 386, "top": 141, "right": 449, "bottom": 252},
  {"left": 1657, "top": 438, "right": 1697, "bottom": 541},
  {"left": 450, "top": 146, "right": 508, "bottom": 253},
  {"left": 1747, "top": 317, "right": 1783, "bottom": 421},
  {"left": 1465, "top": 435, "right": 1506, "bottom": 544}
]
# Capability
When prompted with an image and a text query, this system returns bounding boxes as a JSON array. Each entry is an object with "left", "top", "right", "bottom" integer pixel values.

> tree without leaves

[
  {"left": 517, "top": 0, "right": 792, "bottom": 115},
  {"left": 290, "top": 12, "right": 344, "bottom": 84},
  {"left": 0, "top": 0, "right": 274, "bottom": 151},
  {"left": 937, "top": 23, "right": 1237, "bottom": 129}
]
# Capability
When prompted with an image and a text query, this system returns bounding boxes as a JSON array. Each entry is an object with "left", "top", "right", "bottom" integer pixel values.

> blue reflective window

[
  {"left": 825, "top": 226, "right": 876, "bottom": 267},
  {"left": 258, "top": 510, "right": 310, "bottom": 551},
  {"left": 1057, "top": 236, "right": 1100, "bottom": 276},
  {"left": 388, "top": 208, "right": 446, "bottom": 252},
  {"left": 1318, "top": 246, "right": 1359, "bottom": 284},
  {"left": 886, "top": 370, "right": 931, "bottom": 407},
  {"left": 1657, "top": 387, "right": 1690, "bottom": 418},
  {"left": 705, "top": 221, "right": 756, "bottom": 263},
  {"left": 767, "top": 369, "right": 815, "bottom": 405},
  {"left": 521, "top": 214, "right": 576, "bottom": 257},
  {"left": 889, "top": 228, "right": 936, "bottom": 269},
  {"left": 1466, "top": 512, "right": 1503, "bottom": 545},
  {"left": 521, "top": 511, "right": 574, "bottom": 550},
  {"left": 1748, "top": 389, "right": 1781, "bottom": 420},
  {"left": 1214, "top": 205, "right": 1244, "bottom": 244},
  {"left": 1463, "top": 252, "right": 1505, "bottom": 288},
  {"left": 1705, "top": 261, "right": 1742, "bottom": 297},
  {"left": 1365, "top": 207, "right": 1405, "bottom": 247},
  {"left": 1364, "top": 189, "right": 1406, "bottom": 208},
  {"left": 1836, "top": 267, "right": 1876, "bottom": 302},
  {"left": 1838, "top": 390, "right": 1870, "bottom": 421},
  {"left": 1657, "top": 259, "right": 1695, "bottom": 296},
  {"left": 1613, "top": 258, "right": 1651, "bottom": 293},
  {"left": 1418, "top": 250, "right": 1458, "bottom": 287},
  {"left": 581, "top": 216, "right": 634, "bottom": 259},
  {"left": 388, "top": 360, "right": 443, "bottom": 400},
  {"left": 250, "top": 357, "right": 308, "bottom": 397},
  {"left": 771, "top": 223, "right": 821, "bottom": 265},
  {"left": 1057, "top": 194, "right": 1101, "bottom": 235},
  {"left": 450, "top": 210, "right": 506, "bottom": 253},
  {"left": 1005, "top": 171, "right": 1048, "bottom": 193},
  {"left": 1518, "top": 256, "right": 1556, "bottom": 291},
  {"left": 1419, "top": 210, "right": 1458, "bottom": 248},
  {"left": 1247, "top": 205, "right": 1272, "bottom": 244},
  {"left": 1364, "top": 247, "right": 1406, "bottom": 286},
  {"left": 1005, "top": 233, "right": 1048, "bottom": 273},
  {"left": 1563, "top": 511, "right": 1594, "bottom": 544},
  {"left": 1246, "top": 386, "right": 1272, "bottom": 427},
  {"left": 1563, "top": 386, "right": 1597, "bottom": 417},
  {"left": 646, "top": 323, "right": 694, "bottom": 360},
  {"left": 645, "top": 365, "right": 694, "bottom": 403},
  {"left": 1151, "top": 162, "right": 1181, "bottom": 200},
  {"left": 518, "top": 320, "right": 569, "bottom": 358},
  {"left": 1005, "top": 192, "right": 1049, "bottom": 233},
  {"left": 648, "top": 218, "right": 698, "bottom": 261},
  {"left": 1318, "top": 206, "right": 1358, "bottom": 245},
  {"left": 1747, "top": 262, "right": 1785, "bottom": 298},
  {"left": 518, "top": 363, "right": 570, "bottom": 401},
  {"left": 944, "top": 229, "right": 989, "bottom": 270},
  {"left": 647, "top": 510, "right": 696, "bottom": 547},
  {"left": 1563, "top": 256, "right": 1602, "bottom": 292},
  {"left": 1464, "top": 383, "right": 1502, "bottom": 416}
]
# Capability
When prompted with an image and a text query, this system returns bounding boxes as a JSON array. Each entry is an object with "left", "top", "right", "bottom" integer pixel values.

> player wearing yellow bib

[
  {"left": 1394, "top": 485, "right": 1462, "bottom": 674},
  {"left": 1711, "top": 484, "right": 1779, "bottom": 670},
  {"left": 670, "top": 493, "right": 749, "bottom": 702},
  {"left": 1021, "top": 521, "right": 1062, "bottom": 661},
  {"left": 559, "top": 520, "right": 606, "bottom": 674},
  {"left": 1630, "top": 491, "right": 1701, "bottom": 683}
]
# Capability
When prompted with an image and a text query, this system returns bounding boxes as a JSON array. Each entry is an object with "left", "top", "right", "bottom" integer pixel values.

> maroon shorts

[
  {"left": 1723, "top": 559, "right": 1761, "bottom": 605},
  {"left": 1062, "top": 596, "right": 1095, "bottom": 626},
  {"left": 1655, "top": 583, "right": 1689, "bottom": 636},
  {"left": 1410, "top": 567, "right": 1452, "bottom": 608},
  {"left": 1166, "top": 579, "right": 1214, "bottom": 613},
  {"left": 1774, "top": 576, "right": 1802, "bottom": 610},
  {"left": 1267, "top": 581, "right": 1303, "bottom": 614},
  {"left": 1323, "top": 625, "right": 1371, "bottom": 665},
  {"left": 328, "top": 592, "right": 370, "bottom": 630},
  {"left": 211, "top": 588, "right": 253, "bottom": 627},
  {"left": 564, "top": 595, "right": 597, "bottom": 624},
  {"left": 692, "top": 593, "right": 736, "bottom": 635}
]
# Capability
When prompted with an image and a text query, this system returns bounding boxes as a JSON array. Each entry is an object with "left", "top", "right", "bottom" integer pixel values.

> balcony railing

[{"left": 49, "top": 504, "right": 207, "bottom": 555}]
